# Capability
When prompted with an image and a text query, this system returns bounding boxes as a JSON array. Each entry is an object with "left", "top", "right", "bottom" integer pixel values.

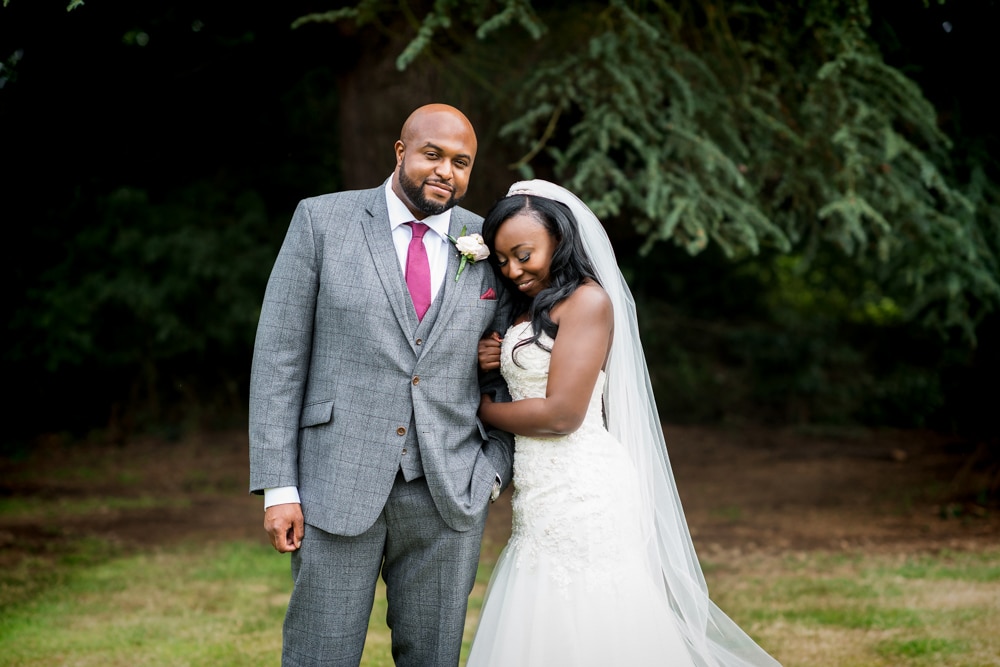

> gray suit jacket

[{"left": 249, "top": 184, "right": 514, "bottom": 536}]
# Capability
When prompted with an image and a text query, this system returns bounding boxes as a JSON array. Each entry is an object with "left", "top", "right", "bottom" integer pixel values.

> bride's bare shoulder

[{"left": 553, "top": 280, "right": 612, "bottom": 324}]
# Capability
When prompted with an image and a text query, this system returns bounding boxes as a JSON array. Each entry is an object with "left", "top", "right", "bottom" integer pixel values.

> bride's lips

[{"left": 516, "top": 279, "right": 535, "bottom": 292}]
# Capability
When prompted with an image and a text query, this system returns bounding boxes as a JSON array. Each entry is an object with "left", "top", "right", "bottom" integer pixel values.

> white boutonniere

[{"left": 448, "top": 226, "right": 490, "bottom": 281}]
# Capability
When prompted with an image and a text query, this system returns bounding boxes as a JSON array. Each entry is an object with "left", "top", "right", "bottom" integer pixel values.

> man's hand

[
  {"left": 478, "top": 331, "right": 503, "bottom": 371},
  {"left": 264, "top": 502, "right": 304, "bottom": 553}
]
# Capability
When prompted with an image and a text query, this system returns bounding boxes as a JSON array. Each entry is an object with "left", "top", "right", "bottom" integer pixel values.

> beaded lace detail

[{"left": 501, "top": 322, "right": 646, "bottom": 596}]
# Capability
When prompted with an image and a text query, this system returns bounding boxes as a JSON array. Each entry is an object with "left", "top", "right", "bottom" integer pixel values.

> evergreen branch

[
  {"left": 508, "top": 105, "right": 562, "bottom": 170},
  {"left": 291, "top": 7, "right": 362, "bottom": 30}
]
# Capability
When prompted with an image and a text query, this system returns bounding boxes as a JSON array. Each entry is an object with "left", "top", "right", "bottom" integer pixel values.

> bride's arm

[{"left": 479, "top": 284, "right": 612, "bottom": 437}]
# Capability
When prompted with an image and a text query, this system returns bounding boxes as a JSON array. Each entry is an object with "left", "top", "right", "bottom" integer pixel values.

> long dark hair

[{"left": 482, "top": 194, "right": 600, "bottom": 361}]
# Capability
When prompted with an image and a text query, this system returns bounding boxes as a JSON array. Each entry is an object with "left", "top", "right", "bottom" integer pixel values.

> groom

[{"left": 249, "top": 103, "right": 514, "bottom": 666}]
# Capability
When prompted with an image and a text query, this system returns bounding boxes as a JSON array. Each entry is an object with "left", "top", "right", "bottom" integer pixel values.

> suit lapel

[
  {"left": 436, "top": 215, "right": 467, "bottom": 319},
  {"left": 420, "top": 212, "right": 474, "bottom": 355},
  {"left": 360, "top": 187, "right": 418, "bottom": 336}
]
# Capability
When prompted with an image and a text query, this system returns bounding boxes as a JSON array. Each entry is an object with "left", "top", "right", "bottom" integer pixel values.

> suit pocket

[
  {"left": 300, "top": 399, "right": 334, "bottom": 428},
  {"left": 474, "top": 298, "right": 498, "bottom": 312}
]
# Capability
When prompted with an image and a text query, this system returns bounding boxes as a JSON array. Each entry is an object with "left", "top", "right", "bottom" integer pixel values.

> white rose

[{"left": 455, "top": 234, "right": 490, "bottom": 261}]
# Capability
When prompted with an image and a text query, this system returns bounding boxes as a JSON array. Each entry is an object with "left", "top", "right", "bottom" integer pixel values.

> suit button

[
  {"left": 415, "top": 338, "right": 423, "bottom": 345},
  {"left": 396, "top": 427, "right": 406, "bottom": 436},
  {"left": 402, "top": 448, "right": 408, "bottom": 455},
  {"left": 412, "top": 376, "right": 420, "bottom": 385}
]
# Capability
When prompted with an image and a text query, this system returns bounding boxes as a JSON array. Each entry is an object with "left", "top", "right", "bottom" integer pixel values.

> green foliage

[
  {"left": 25, "top": 187, "right": 261, "bottom": 366},
  {"left": 2, "top": 4, "right": 348, "bottom": 436},
  {"left": 291, "top": 0, "right": 546, "bottom": 71},
  {"left": 1, "top": 0, "right": 83, "bottom": 9},
  {"left": 631, "top": 244, "right": 973, "bottom": 429},
  {"left": 7, "top": 183, "right": 279, "bottom": 421},
  {"left": 503, "top": 1, "right": 792, "bottom": 260},
  {"left": 306, "top": 0, "right": 1000, "bottom": 343},
  {"left": 3, "top": 0, "right": 995, "bottom": 436}
]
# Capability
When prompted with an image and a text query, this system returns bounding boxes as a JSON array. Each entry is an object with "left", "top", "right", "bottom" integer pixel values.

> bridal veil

[{"left": 505, "top": 180, "right": 780, "bottom": 667}]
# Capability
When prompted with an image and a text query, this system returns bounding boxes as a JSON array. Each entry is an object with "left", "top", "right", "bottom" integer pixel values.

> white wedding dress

[{"left": 466, "top": 321, "right": 697, "bottom": 667}]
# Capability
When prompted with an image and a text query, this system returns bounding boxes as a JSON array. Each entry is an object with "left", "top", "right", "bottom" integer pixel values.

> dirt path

[{"left": 1, "top": 425, "right": 996, "bottom": 565}]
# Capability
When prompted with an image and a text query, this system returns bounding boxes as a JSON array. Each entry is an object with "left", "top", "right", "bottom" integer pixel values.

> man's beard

[{"left": 398, "top": 159, "right": 462, "bottom": 216}]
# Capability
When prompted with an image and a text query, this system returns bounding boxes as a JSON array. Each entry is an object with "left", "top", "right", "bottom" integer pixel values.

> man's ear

[{"left": 394, "top": 140, "right": 405, "bottom": 166}]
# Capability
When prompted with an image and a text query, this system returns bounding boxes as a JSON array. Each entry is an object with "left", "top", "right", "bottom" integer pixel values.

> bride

[{"left": 466, "top": 180, "right": 781, "bottom": 666}]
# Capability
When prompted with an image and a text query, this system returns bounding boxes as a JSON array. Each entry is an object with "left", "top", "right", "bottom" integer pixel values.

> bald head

[
  {"left": 392, "top": 104, "right": 479, "bottom": 219},
  {"left": 400, "top": 104, "right": 478, "bottom": 153}
]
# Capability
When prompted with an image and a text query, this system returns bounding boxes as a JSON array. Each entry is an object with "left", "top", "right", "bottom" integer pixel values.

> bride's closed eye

[{"left": 496, "top": 253, "right": 530, "bottom": 268}]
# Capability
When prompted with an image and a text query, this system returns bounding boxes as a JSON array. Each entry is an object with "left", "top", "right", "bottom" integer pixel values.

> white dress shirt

[
  {"left": 263, "top": 180, "right": 454, "bottom": 510},
  {"left": 386, "top": 180, "right": 453, "bottom": 301}
]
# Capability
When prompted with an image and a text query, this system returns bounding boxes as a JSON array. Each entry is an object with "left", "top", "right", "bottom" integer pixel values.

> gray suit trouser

[{"left": 282, "top": 472, "right": 488, "bottom": 667}]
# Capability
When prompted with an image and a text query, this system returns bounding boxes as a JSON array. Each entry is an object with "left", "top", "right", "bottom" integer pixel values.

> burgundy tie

[{"left": 404, "top": 221, "right": 431, "bottom": 320}]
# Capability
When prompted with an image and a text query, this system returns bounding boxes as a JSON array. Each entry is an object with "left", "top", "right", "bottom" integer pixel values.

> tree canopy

[
  {"left": 299, "top": 0, "right": 999, "bottom": 342},
  {"left": 1, "top": 0, "right": 996, "bottom": 439}
]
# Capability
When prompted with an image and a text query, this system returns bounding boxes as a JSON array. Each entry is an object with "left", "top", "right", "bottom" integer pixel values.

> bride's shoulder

[
  {"left": 572, "top": 279, "right": 612, "bottom": 309},
  {"left": 553, "top": 280, "right": 612, "bottom": 324}
]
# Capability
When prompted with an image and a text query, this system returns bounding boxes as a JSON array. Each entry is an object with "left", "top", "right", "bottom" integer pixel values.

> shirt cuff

[
  {"left": 490, "top": 475, "right": 502, "bottom": 503},
  {"left": 264, "top": 486, "right": 301, "bottom": 510}
]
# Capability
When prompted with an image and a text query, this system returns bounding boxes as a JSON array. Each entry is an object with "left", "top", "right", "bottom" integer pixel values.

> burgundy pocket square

[{"left": 480, "top": 287, "right": 497, "bottom": 300}]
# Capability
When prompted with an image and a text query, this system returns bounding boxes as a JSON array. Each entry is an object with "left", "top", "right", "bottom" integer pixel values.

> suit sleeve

[
  {"left": 248, "top": 200, "right": 320, "bottom": 494},
  {"left": 479, "top": 281, "right": 515, "bottom": 490}
]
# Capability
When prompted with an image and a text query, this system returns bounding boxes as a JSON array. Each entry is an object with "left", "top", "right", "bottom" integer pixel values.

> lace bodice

[
  {"left": 500, "top": 321, "right": 606, "bottom": 431},
  {"left": 500, "top": 321, "right": 646, "bottom": 594}
]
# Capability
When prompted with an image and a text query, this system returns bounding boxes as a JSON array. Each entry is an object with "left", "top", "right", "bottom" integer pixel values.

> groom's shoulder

[
  {"left": 290, "top": 186, "right": 384, "bottom": 227},
  {"left": 452, "top": 204, "right": 485, "bottom": 229},
  {"left": 301, "top": 185, "right": 382, "bottom": 210}
]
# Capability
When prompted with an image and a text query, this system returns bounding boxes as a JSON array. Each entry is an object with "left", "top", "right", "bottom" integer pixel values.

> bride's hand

[{"left": 477, "top": 332, "right": 503, "bottom": 371}]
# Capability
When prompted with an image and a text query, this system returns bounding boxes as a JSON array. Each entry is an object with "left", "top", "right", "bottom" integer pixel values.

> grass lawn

[
  {"left": 1, "top": 538, "right": 998, "bottom": 666},
  {"left": 3, "top": 426, "right": 997, "bottom": 665}
]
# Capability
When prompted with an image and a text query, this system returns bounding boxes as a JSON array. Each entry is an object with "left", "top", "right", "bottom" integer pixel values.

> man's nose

[{"left": 434, "top": 160, "right": 453, "bottom": 180}]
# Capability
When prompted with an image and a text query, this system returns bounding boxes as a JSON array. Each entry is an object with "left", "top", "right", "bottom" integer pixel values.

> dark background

[{"left": 1, "top": 1, "right": 997, "bottom": 454}]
